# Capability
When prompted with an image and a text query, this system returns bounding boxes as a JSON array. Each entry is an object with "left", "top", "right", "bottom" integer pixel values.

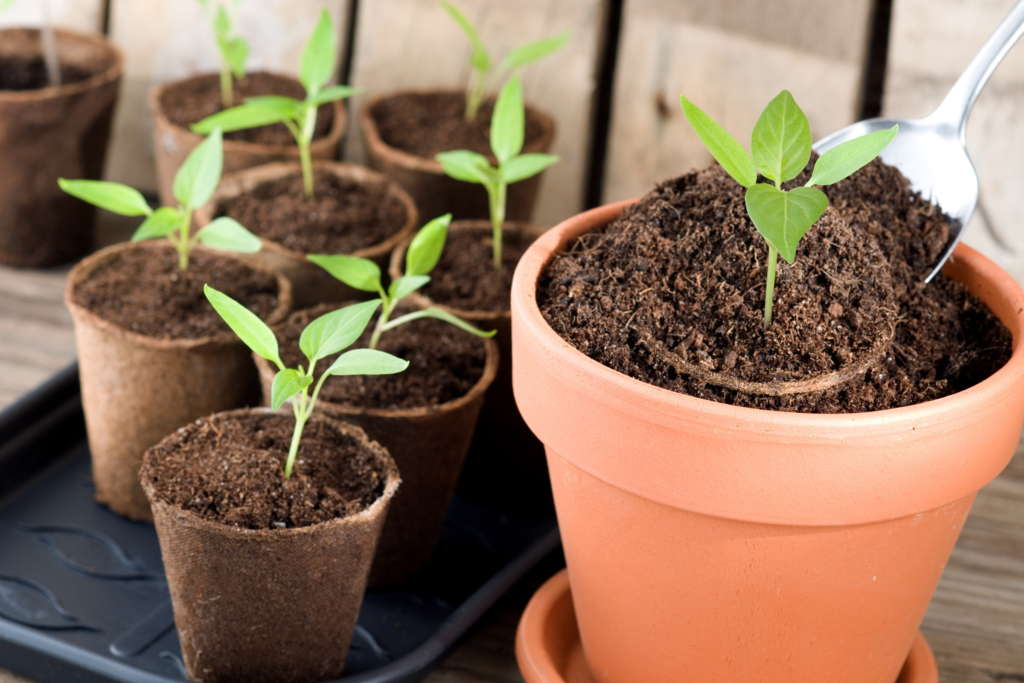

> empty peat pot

[
  {"left": 0, "top": 28, "right": 122, "bottom": 267},
  {"left": 510, "top": 200, "right": 1024, "bottom": 683}
]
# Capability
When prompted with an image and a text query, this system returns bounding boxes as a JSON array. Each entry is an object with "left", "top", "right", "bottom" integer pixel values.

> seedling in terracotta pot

[
  {"left": 191, "top": 9, "right": 359, "bottom": 199},
  {"left": 197, "top": 0, "right": 248, "bottom": 108},
  {"left": 679, "top": 90, "right": 897, "bottom": 327},
  {"left": 206, "top": 287, "right": 408, "bottom": 477},
  {"left": 437, "top": 75, "right": 559, "bottom": 269},
  {"left": 440, "top": 0, "right": 569, "bottom": 120},
  {"left": 308, "top": 213, "right": 497, "bottom": 348},
  {"left": 59, "top": 128, "right": 261, "bottom": 270}
]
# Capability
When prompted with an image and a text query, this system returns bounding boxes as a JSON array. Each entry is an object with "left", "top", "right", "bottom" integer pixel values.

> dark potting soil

[
  {"left": 159, "top": 71, "right": 334, "bottom": 146},
  {"left": 371, "top": 91, "right": 546, "bottom": 158},
  {"left": 72, "top": 247, "right": 281, "bottom": 340},
  {"left": 276, "top": 304, "right": 488, "bottom": 410},
  {"left": 538, "top": 159, "right": 1013, "bottom": 413},
  {"left": 422, "top": 226, "right": 534, "bottom": 312},
  {"left": 218, "top": 170, "right": 409, "bottom": 253},
  {"left": 0, "top": 55, "right": 93, "bottom": 90},
  {"left": 142, "top": 412, "right": 388, "bottom": 529}
]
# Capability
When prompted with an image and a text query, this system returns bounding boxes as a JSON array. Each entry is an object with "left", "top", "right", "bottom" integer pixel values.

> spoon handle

[{"left": 932, "top": 0, "right": 1024, "bottom": 143}]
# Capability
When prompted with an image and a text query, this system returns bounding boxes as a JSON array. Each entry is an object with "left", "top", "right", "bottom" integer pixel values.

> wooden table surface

[{"left": 0, "top": 235, "right": 1021, "bottom": 682}]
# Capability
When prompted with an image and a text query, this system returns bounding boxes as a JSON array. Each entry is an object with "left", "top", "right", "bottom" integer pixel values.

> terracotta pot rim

[
  {"left": 0, "top": 28, "right": 123, "bottom": 102},
  {"left": 65, "top": 241, "right": 293, "bottom": 350},
  {"left": 141, "top": 407, "right": 401, "bottom": 539},
  {"left": 360, "top": 88, "right": 556, "bottom": 177},
  {"left": 148, "top": 71, "right": 345, "bottom": 157}
]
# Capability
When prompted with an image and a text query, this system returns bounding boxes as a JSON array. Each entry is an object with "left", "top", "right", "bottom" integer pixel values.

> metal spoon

[{"left": 812, "top": 0, "right": 1024, "bottom": 283}]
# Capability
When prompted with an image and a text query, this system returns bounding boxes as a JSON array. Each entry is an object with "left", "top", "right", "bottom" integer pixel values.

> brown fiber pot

[
  {"left": 66, "top": 241, "right": 292, "bottom": 521},
  {"left": 254, "top": 304, "right": 499, "bottom": 586},
  {"left": 196, "top": 161, "right": 418, "bottom": 309},
  {"left": 391, "top": 221, "right": 550, "bottom": 513},
  {"left": 0, "top": 28, "right": 122, "bottom": 267},
  {"left": 511, "top": 200, "right": 1024, "bottom": 683},
  {"left": 141, "top": 408, "right": 400, "bottom": 683},
  {"left": 361, "top": 89, "right": 555, "bottom": 224},
  {"left": 150, "top": 72, "right": 346, "bottom": 208}
]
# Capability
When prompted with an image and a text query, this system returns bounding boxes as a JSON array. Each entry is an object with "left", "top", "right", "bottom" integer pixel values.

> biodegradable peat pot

[
  {"left": 66, "top": 241, "right": 292, "bottom": 521},
  {"left": 196, "top": 161, "right": 417, "bottom": 309},
  {"left": 0, "top": 28, "right": 122, "bottom": 267},
  {"left": 141, "top": 408, "right": 400, "bottom": 683},
  {"left": 361, "top": 90, "right": 555, "bottom": 223},
  {"left": 254, "top": 304, "right": 499, "bottom": 586},
  {"left": 150, "top": 71, "right": 346, "bottom": 208},
  {"left": 510, "top": 200, "right": 1024, "bottom": 683}
]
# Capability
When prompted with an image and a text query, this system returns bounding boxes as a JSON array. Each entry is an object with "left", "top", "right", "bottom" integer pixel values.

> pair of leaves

[
  {"left": 211, "top": 4, "right": 248, "bottom": 78},
  {"left": 299, "top": 9, "right": 336, "bottom": 98},
  {"left": 440, "top": 0, "right": 569, "bottom": 74}
]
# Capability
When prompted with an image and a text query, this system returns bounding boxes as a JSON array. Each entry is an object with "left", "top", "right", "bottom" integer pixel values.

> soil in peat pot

[
  {"left": 217, "top": 171, "right": 409, "bottom": 254},
  {"left": 141, "top": 412, "right": 387, "bottom": 529},
  {"left": 537, "top": 158, "right": 1013, "bottom": 413},
  {"left": 0, "top": 55, "right": 93, "bottom": 89},
  {"left": 159, "top": 71, "right": 334, "bottom": 146},
  {"left": 72, "top": 248, "right": 281, "bottom": 339}
]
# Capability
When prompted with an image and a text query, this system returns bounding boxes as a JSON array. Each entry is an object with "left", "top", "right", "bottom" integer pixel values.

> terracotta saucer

[{"left": 515, "top": 569, "right": 939, "bottom": 683}]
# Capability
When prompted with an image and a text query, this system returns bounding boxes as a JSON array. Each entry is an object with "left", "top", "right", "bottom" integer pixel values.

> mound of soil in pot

[
  {"left": 538, "top": 159, "right": 1012, "bottom": 413},
  {"left": 142, "top": 412, "right": 386, "bottom": 529},
  {"left": 422, "top": 227, "right": 534, "bottom": 311},
  {"left": 159, "top": 71, "right": 333, "bottom": 146},
  {"left": 72, "top": 247, "right": 281, "bottom": 340},
  {"left": 371, "top": 91, "right": 546, "bottom": 158},
  {"left": 217, "top": 170, "right": 409, "bottom": 253},
  {"left": 0, "top": 55, "right": 93, "bottom": 89}
]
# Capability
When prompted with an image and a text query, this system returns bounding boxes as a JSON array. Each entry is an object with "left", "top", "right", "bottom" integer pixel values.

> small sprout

[
  {"left": 440, "top": 0, "right": 569, "bottom": 121},
  {"left": 436, "top": 75, "right": 559, "bottom": 270},
  {"left": 197, "top": 0, "right": 249, "bottom": 108},
  {"left": 205, "top": 286, "right": 408, "bottom": 478},
  {"left": 308, "top": 213, "right": 496, "bottom": 348},
  {"left": 679, "top": 90, "right": 897, "bottom": 327},
  {"left": 191, "top": 9, "right": 359, "bottom": 200},
  {"left": 59, "top": 128, "right": 261, "bottom": 271}
]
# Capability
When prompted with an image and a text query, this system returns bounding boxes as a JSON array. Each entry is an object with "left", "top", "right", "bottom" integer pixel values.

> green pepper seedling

[
  {"left": 59, "top": 128, "right": 261, "bottom": 271},
  {"left": 197, "top": 0, "right": 249, "bottom": 108}
]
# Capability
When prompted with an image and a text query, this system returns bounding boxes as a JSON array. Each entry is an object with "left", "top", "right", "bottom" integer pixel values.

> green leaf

[
  {"left": 191, "top": 104, "right": 288, "bottom": 135},
  {"left": 324, "top": 348, "right": 409, "bottom": 377},
  {"left": 807, "top": 125, "right": 898, "bottom": 187},
  {"left": 224, "top": 37, "right": 249, "bottom": 78},
  {"left": 436, "top": 150, "right": 495, "bottom": 186},
  {"left": 306, "top": 254, "right": 382, "bottom": 293},
  {"left": 173, "top": 127, "right": 223, "bottom": 209},
  {"left": 501, "top": 153, "right": 558, "bottom": 184},
  {"left": 679, "top": 95, "right": 756, "bottom": 188},
  {"left": 243, "top": 95, "right": 302, "bottom": 119},
  {"left": 406, "top": 213, "right": 451, "bottom": 276},
  {"left": 300, "top": 9, "right": 336, "bottom": 96},
  {"left": 271, "top": 369, "right": 312, "bottom": 410},
  {"left": 440, "top": 0, "right": 490, "bottom": 72},
  {"left": 213, "top": 5, "right": 231, "bottom": 37},
  {"left": 299, "top": 299, "right": 381, "bottom": 363},
  {"left": 194, "top": 216, "right": 261, "bottom": 253},
  {"left": 750, "top": 90, "right": 812, "bottom": 184},
  {"left": 419, "top": 307, "right": 496, "bottom": 338},
  {"left": 490, "top": 74, "right": 524, "bottom": 164},
  {"left": 57, "top": 179, "right": 152, "bottom": 216},
  {"left": 744, "top": 184, "right": 828, "bottom": 263},
  {"left": 389, "top": 275, "right": 430, "bottom": 302},
  {"left": 500, "top": 31, "right": 570, "bottom": 71},
  {"left": 131, "top": 207, "right": 181, "bottom": 241},
  {"left": 310, "top": 84, "right": 361, "bottom": 106},
  {"left": 204, "top": 285, "right": 282, "bottom": 366}
]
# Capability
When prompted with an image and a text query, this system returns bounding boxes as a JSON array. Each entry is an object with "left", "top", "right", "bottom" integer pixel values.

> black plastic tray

[{"left": 0, "top": 364, "right": 560, "bottom": 683}]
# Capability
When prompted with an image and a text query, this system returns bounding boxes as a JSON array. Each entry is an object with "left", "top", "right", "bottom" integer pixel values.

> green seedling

[
  {"left": 59, "top": 128, "right": 261, "bottom": 270},
  {"left": 308, "top": 214, "right": 496, "bottom": 348},
  {"left": 436, "top": 75, "right": 558, "bottom": 269},
  {"left": 440, "top": 0, "right": 569, "bottom": 121},
  {"left": 679, "top": 90, "right": 897, "bottom": 328},
  {"left": 191, "top": 9, "right": 359, "bottom": 200},
  {"left": 197, "top": 0, "right": 249, "bottom": 108},
  {"left": 205, "top": 286, "right": 408, "bottom": 478}
]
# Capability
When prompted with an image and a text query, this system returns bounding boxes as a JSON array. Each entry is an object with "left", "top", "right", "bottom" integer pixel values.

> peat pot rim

[
  {"left": 511, "top": 200, "right": 1024, "bottom": 526},
  {"left": 65, "top": 240, "right": 293, "bottom": 351},
  {"left": 0, "top": 28, "right": 123, "bottom": 102}
]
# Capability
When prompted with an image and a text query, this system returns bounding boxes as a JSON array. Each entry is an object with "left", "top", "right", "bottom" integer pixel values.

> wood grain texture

[
  {"left": 343, "top": 0, "right": 608, "bottom": 228},
  {"left": 0, "top": 0, "right": 105, "bottom": 33}
]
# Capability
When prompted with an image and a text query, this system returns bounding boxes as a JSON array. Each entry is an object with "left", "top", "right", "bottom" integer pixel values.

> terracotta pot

[
  {"left": 66, "top": 241, "right": 292, "bottom": 521},
  {"left": 510, "top": 200, "right": 1024, "bottom": 683},
  {"left": 0, "top": 28, "right": 122, "bottom": 267},
  {"left": 361, "top": 89, "right": 555, "bottom": 224},
  {"left": 141, "top": 408, "right": 400, "bottom": 683},
  {"left": 196, "top": 161, "right": 417, "bottom": 309},
  {"left": 150, "top": 72, "right": 346, "bottom": 208},
  {"left": 254, "top": 304, "right": 499, "bottom": 586},
  {"left": 391, "top": 220, "right": 550, "bottom": 513}
]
